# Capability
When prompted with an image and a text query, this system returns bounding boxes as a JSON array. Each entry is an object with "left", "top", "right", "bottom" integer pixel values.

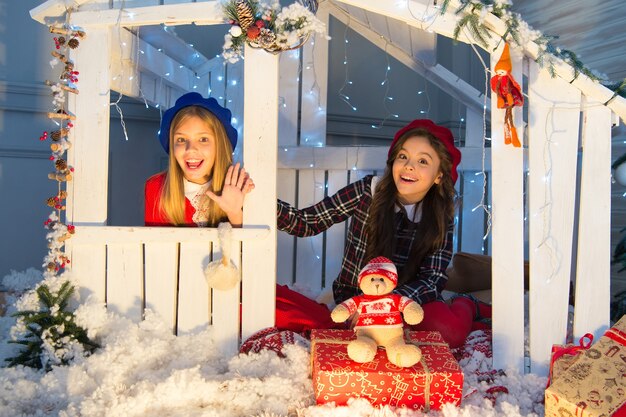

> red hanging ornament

[{"left": 490, "top": 43, "right": 523, "bottom": 148}]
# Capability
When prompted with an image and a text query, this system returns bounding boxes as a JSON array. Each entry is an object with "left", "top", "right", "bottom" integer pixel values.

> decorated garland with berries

[
  {"left": 5, "top": 12, "right": 98, "bottom": 371},
  {"left": 222, "top": 0, "right": 327, "bottom": 63}
]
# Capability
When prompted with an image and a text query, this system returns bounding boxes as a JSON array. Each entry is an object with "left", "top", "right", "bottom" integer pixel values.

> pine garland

[
  {"left": 439, "top": 0, "right": 626, "bottom": 99},
  {"left": 5, "top": 281, "right": 98, "bottom": 371}
]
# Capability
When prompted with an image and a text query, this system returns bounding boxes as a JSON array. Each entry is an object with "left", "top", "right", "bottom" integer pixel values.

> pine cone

[
  {"left": 236, "top": 0, "right": 255, "bottom": 31},
  {"left": 55, "top": 159, "right": 68, "bottom": 171},
  {"left": 59, "top": 190, "right": 68, "bottom": 199},
  {"left": 68, "top": 38, "right": 79, "bottom": 49},
  {"left": 258, "top": 28, "right": 277, "bottom": 48},
  {"left": 46, "top": 197, "right": 57, "bottom": 207},
  {"left": 51, "top": 130, "right": 62, "bottom": 141}
]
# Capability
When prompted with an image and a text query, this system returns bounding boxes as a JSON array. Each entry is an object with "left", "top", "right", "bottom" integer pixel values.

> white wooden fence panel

[
  {"left": 341, "top": 4, "right": 368, "bottom": 24},
  {"left": 409, "top": 26, "right": 436, "bottom": 66},
  {"left": 144, "top": 242, "right": 178, "bottom": 331},
  {"left": 491, "top": 46, "right": 525, "bottom": 372},
  {"left": 210, "top": 64, "right": 227, "bottom": 107},
  {"left": 277, "top": 168, "right": 297, "bottom": 285},
  {"left": 69, "top": 243, "right": 106, "bottom": 305},
  {"left": 465, "top": 108, "right": 484, "bottom": 148},
  {"left": 574, "top": 101, "right": 612, "bottom": 339},
  {"left": 226, "top": 61, "right": 244, "bottom": 162},
  {"left": 300, "top": 2, "right": 329, "bottom": 147},
  {"left": 296, "top": 170, "right": 326, "bottom": 289},
  {"left": 365, "top": 10, "right": 391, "bottom": 41},
  {"left": 106, "top": 243, "right": 143, "bottom": 321},
  {"left": 459, "top": 172, "right": 486, "bottom": 254},
  {"left": 325, "top": 170, "right": 350, "bottom": 289},
  {"left": 528, "top": 60, "right": 582, "bottom": 376},
  {"left": 349, "top": 169, "right": 374, "bottom": 184},
  {"left": 211, "top": 242, "right": 242, "bottom": 356},
  {"left": 177, "top": 242, "right": 211, "bottom": 334},
  {"left": 278, "top": 50, "right": 300, "bottom": 147},
  {"left": 241, "top": 46, "right": 278, "bottom": 340},
  {"left": 387, "top": 17, "right": 412, "bottom": 53}
]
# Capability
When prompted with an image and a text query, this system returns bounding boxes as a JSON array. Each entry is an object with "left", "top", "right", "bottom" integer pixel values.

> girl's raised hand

[{"left": 206, "top": 163, "right": 255, "bottom": 225}]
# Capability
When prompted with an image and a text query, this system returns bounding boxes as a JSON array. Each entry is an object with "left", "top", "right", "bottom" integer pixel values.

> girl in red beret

[
  {"left": 144, "top": 93, "right": 254, "bottom": 227},
  {"left": 276, "top": 119, "right": 490, "bottom": 348}
]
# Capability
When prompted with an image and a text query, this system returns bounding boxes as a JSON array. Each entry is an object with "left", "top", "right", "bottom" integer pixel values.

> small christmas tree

[{"left": 5, "top": 281, "right": 98, "bottom": 371}]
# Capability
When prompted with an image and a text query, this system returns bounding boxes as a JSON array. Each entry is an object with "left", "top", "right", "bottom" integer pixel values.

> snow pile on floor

[{"left": 0, "top": 270, "right": 547, "bottom": 417}]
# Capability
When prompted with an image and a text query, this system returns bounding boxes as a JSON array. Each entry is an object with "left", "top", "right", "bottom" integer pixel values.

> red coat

[{"left": 144, "top": 172, "right": 197, "bottom": 226}]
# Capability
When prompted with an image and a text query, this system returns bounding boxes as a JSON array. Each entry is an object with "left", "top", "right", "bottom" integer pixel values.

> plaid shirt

[{"left": 277, "top": 175, "right": 453, "bottom": 305}]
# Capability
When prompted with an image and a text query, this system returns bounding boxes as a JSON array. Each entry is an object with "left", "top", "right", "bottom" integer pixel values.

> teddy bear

[{"left": 331, "top": 256, "right": 424, "bottom": 367}]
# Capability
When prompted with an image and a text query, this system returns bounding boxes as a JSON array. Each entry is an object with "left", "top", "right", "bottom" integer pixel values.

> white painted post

[
  {"left": 65, "top": 27, "right": 111, "bottom": 305},
  {"left": 574, "top": 99, "right": 611, "bottom": 339},
  {"left": 490, "top": 45, "right": 525, "bottom": 373},
  {"left": 241, "top": 45, "right": 279, "bottom": 340},
  {"left": 527, "top": 60, "right": 582, "bottom": 376},
  {"left": 66, "top": 26, "right": 111, "bottom": 225}
]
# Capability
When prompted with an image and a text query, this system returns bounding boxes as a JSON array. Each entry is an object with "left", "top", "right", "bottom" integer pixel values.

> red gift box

[{"left": 311, "top": 329, "right": 464, "bottom": 411}]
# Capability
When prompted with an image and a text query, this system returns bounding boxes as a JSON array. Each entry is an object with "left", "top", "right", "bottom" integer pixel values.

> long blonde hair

[
  {"left": 159, "top": 106, "right": 233, "bottom": 226},
  {"left": 365, "top": 128, "right": 457, "bottom": 285}
]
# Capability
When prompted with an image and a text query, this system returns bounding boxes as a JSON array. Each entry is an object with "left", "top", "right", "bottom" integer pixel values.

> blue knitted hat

[{"left": 158, "top": 92, "right": 237, "bottom": 154}]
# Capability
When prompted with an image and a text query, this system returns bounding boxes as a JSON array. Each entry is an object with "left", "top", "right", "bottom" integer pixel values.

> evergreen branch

[
  {"left": 439, "top": 0, "right": 453, "bottom": 15},
  {"left": 603, "top": 79, "right": 626, "bottom": 102},
  {"left": 6, "top": 280, "right": 98, "bottom": 371}
]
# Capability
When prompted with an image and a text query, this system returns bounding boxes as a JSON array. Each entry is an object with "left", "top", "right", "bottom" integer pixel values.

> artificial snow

[{"left": 0, "top": 269, "right": 547, "bottom": 417}]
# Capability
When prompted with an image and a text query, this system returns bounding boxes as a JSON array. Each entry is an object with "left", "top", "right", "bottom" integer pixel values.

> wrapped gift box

[
  {"left": 547, "top": 333, "right": 594, "bottom": 386},
  {"left": 311, "top": 329, "right": 463, "bottom": 411},
  {"left": 545, "top": 316, "right": 626, "bottom": 417}
]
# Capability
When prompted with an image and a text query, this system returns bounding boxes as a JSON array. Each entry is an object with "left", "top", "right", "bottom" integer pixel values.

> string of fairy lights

[{"left": 98, "top": 0, "right": 623, "bottom": 278}]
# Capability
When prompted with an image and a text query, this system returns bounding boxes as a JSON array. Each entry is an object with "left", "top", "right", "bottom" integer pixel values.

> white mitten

[{"left": 204, "top": 223, "right": 240, "bottom": 290}]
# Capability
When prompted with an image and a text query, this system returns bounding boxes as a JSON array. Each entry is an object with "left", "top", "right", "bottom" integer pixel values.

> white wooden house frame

[{"left": 30, "top": 0, "right": 626, "bottom": 376}]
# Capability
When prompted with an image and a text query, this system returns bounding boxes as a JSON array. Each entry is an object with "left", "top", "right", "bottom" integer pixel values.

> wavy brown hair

[
  {"left": 159, "top": 106, "right": 233, "bottom": 226},
  {"left": 365, "top": 128, "right": 457, "bottom": 286}
]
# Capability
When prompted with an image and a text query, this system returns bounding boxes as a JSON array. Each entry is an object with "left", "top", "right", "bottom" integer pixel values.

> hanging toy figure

[{"left": 490, "top": 43, "right": 523, "bottom": 147}]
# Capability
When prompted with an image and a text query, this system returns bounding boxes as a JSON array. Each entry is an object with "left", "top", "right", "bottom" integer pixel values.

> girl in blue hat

[{"left": 145, "top": 92, "right": 254, "bottom": 227}]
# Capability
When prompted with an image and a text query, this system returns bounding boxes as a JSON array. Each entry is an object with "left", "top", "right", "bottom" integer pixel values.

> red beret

[{"left": 388, "top": 119, "right": 461, "bottom": 184}]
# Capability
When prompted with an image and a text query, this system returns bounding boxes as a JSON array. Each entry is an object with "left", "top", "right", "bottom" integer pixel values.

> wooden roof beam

[
  {"left": 70, "top": 2, "right": 223, "bottom": 27},
  {"left": 336, "top": 0, "right": 626, "bottom": 122},
  {"left": 329, "top": 2, "right": 489, "bottom": 119},
  {"left": 30, "top": 0, "right": 93, "bottom": 24}
]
